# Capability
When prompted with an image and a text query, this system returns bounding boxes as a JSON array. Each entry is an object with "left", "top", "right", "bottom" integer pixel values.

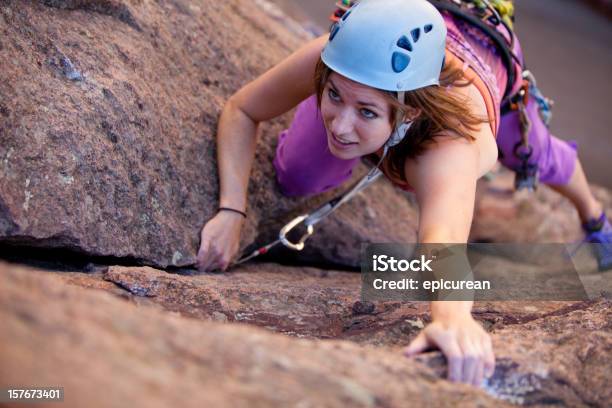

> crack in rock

[{"left": 41, "top": 0, "right": 141, "bottom": 31}]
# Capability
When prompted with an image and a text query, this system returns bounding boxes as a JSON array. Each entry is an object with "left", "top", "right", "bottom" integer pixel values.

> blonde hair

[{"left": 313, "top": 57, "right": 489, "bottom": 184}]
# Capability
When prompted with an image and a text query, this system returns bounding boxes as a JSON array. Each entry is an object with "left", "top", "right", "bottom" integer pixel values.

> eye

[
  {"left": 360, "top": 108, "right": 378, "bottom": 119},
  {"left": 328, "top": 88, "right": 340, "bottom": 101}
]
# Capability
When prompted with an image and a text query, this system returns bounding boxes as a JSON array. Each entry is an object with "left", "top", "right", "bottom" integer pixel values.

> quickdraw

[
  {"left": 233, "top": 168, "right": 384, "bottom": 266},
  {"left": 507, "top": 70, "right": 555, "bottom": 191}
]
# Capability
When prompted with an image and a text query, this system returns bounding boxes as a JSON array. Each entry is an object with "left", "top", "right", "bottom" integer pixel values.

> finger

[
  {"left": 484, "top": 339, "right": 495, "bottom": 378},
  {"left": 404, "top": 332, "right": 429, "bottom": 356},
  {"left": 460, "top": 342, "right": 477, "bottom": 385},
  {"left": 473, "top": 357, "right": 485, "bottom": 387},
  {"left": 433, "top": 332, "right": 463, "bottom": 382},
  {"left": 198, "top": 251, "right": 218, "bottom": 273},
  {"left": 204, "top": 255, "right": 223, "bottom": 273},
  {"left": 198, "top": 244, "right": 221, "bottom": 272},
  {"left": 219, "top": 256, "right": 232, "bottom": 272},
  {"left": 196, "top": 241, "right": 210, "bottom": 271}
]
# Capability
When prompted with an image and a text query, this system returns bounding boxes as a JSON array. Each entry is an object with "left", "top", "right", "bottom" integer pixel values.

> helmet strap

[
  {"left": 367, "top": 144, "right": 389, "bottom": 180},
  {"left": 385, "top": 91, "right": 412, "bottom": 149},
  {"left": 371, "top": 91, "right": 410, "bottom": 177}
]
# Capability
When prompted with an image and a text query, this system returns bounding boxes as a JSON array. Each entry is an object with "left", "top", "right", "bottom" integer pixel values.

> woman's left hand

[{"left": 403, "top": 313, "right": 495, "bottom": 386}]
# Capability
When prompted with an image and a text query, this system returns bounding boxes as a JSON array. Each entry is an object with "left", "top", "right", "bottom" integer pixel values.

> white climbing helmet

[{"left": 321, "top": 0, "right": 447, "bottom": 93}]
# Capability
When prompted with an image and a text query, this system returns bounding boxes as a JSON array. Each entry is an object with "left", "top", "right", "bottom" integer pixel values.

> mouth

[{"left": 331, "top": 132, "right": 357, "bottom": 146}]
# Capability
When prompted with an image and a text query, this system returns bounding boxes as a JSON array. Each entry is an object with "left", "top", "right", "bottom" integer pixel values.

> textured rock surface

[
  {"left": 0, "top": 0, "right": 417, "bottom": 268},
  {"left": 471, "top": 168, "right": 612, "bottom": 243},
  {"left": 416, "top": 300, "right": 611, "bottom": 406},
  {"left": 0, "top": 262, "right": 507, "bottom": 408},
  {"left": 1, "top": 1, "right": 611, "bottom": 407},
  {"left": 2, "top": 261, "right": 610, "bottom": 407},
  {"left": 57, "top": 264, "right": 595, "bottom": 347}
]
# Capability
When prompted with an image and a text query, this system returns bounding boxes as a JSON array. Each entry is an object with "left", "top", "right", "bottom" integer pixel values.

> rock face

[
  {"left": 0, "top": 0, "right": 418, "bottom": 268},
  {"left": 1, "top": 2, "right": 611, "bottom": 407},
  {"left": 470, "top": 168, "right": 612, "bottom": 243},
  {"left": 1, "top": 1, "right": 610, "bottom": 270},
  {"left": 0, "top": 262, "right": 507, "bottom": 408},
  {"left": 2, "top": 261, "right": 610, "bottom": 407}
]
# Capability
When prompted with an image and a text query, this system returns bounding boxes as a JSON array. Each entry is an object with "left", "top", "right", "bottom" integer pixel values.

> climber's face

[{"left": 321, "top": 72, "right": 394, "bottom": 160}]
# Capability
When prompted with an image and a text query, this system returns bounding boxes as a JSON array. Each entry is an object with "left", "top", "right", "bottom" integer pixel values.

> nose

[{"left": 329, "top": 108, "right": 355, "bottom": 136}]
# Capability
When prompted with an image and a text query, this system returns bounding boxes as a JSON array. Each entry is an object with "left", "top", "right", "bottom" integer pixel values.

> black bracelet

[{"left": 219, "top": 207, "right": 247, "bottom": 219}]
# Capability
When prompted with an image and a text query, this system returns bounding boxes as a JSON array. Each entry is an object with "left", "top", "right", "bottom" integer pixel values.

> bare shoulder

[
  {"left": 403, "top": 82, "right": 498, "bottom": 189},
  {"left": 230, "top": 35, "right": 328, "bottom": 123},
  {"left": 450, "top": 82, "right": 499, "bottom": 173},
  {"left": 403, "top": 134, "right": 479, "bottom": 190}
]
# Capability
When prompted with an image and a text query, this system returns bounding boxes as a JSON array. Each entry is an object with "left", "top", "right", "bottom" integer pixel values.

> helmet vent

[
  {"left": 329, "top": 23, "right": 340, "bottom": 41},
  {"left": 396, "top": 36, "right": 413, "bottom": 52},
  {"left": 424, "top": 24, "right": 433, "bottom": 33},
  {"left": 391, "top": 52, "right": 411, "bottom": 73},
  {"left": 411, "top": 28, "right": 421, "bottom": 43}
]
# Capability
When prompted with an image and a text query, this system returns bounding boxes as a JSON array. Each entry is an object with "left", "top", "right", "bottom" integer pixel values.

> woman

[{"left": 196, "top": 0, "right": 610, "bottom": 386}]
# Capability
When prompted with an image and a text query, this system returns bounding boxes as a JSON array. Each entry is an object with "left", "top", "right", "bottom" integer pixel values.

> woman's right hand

[{"left": 196, "top": 210, "right": 245, "bottom": 272}]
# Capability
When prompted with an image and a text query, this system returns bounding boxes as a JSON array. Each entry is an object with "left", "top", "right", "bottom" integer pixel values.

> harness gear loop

[{"left": 511, "top": 73, "right": 539, "bottom": 191}]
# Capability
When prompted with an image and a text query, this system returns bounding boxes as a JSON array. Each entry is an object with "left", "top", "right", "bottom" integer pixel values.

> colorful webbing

[
  {"left": 330, "top": 1, "right": 514, "bottom": 28},
  {"left": 472, "top": 0, "right": 514, "bottom": 29},
  {"left": 329, "top": 0, "right": 357, "bottom": 22}
]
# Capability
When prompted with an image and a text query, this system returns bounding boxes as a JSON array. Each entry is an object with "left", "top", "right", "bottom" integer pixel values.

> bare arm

[
  {"left": 217, "top": 35, "right": 328, "bottom": 211},
  {"left": 198, "top": 35, "right": 327, "bottom": 272},
  {"left": 409, "top": 135, "right": 480, "bottom": 243},
  {"left": 402, "top": 132, "right": 497, "bottom": 386}
]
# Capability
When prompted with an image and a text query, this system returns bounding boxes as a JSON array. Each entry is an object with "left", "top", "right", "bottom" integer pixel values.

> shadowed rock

[{"left": 471, "top": 168, "right": 612, "bottom": 243}]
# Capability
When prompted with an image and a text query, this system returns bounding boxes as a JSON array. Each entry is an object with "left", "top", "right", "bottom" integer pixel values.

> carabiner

[{"left": 279, "top": 214, "right": 314, "bottom": 251}]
